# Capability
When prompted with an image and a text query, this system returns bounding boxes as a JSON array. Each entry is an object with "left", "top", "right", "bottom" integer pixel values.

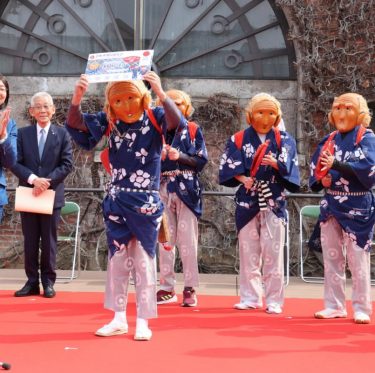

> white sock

[
  {"left": 112, "top": 312, "right": 127, "bottom": 325},
  {"left": 136, "top": 317, "right": 149, "bottom": 331}
]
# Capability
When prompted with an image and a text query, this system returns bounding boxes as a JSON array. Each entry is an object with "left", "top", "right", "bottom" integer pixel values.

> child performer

[
  {"left": 219, "top": 93, "right": 300, "bottom": 314},
  {"left": 309, "top": 93, "right": 375, "bottom": 324},
  {"left": 156, "top": 89, "right": 208, "bottom": 307},
  {"left": 65, "top": 72, "right": 183, "bottom": 340}
]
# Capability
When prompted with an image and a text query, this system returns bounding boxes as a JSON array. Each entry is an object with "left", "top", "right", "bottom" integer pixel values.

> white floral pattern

[
  {"left": 219, "top": 154, "right": 228, "bottom": 170},
  {"left": 335, "top": 177, "right": 349, "bottom": 192},
  {"left": 180, "top": 128, "right": 188, "bottom": 141},
  {"left": 113, "top": 135, "right": 124, "bottom": 150},
  {"left": 279, "top": 147, "right": 288, "bottom": 163},
  {"left": 141, "top": 123, "right": 150, "bottom": 135},
  {"left": 179, "top": 181, "right": 186, "bottom": 191},
  {"left": 111, "top": 167, "right": 126, "bottom": 183},
  {"left": 130, "top": 169, "right": 151, "bottom": 188},
  {"left": 183, "top": 173, "right": 194, "bottom": 181},
  {"left": 334, "top": 195, "right": 348, "bottom": 203},
  {"left": 135, "top": 148, "right": 148, "bottom": 164},
  {"left": 243, "top": 143, "right": 255, "bottom": 159},
  {"left": 310, "top": 162, "right": 316, "bottom": 177},
  {"left": 139, "top": 195, "right": 158, "bottom": 215},
  {"left": 125, "top": 132, "right": 137, "bottom": 147},
  {"left": 238, "top": 201, "right": 250, "bottom": 209},
  {"left": 224, "top": 156, "right": 242, "bottom": 169}
]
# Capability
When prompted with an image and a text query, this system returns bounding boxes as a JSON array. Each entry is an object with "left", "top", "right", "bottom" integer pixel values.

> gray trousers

[
  {"left": 238, "top": 209, "right": 285, "bottom": 307},
  {"left": 158, "top": 182, "right": 199, "bottom": 291},
  {"left": 321, "top": 217, "right": 372, "bottom": 315},
  {"left": 104, "top": 238, "right": 157, "bottom": 319}
]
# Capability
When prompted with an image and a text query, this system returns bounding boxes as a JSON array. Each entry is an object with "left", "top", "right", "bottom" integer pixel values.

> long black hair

[{"left": 0, "top": 74, "right": 10, "bottom": 110}]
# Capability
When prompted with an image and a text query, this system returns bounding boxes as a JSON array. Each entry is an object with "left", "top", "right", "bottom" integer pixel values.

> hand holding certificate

[
  {"left": 15, "top": 186, "right": 55, "bottom": 215},
  {"left": 85, "top": 50, "right": 154, "bottom": 83}
]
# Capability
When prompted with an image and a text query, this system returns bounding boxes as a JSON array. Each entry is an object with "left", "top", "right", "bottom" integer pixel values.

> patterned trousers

[
  {"left": 238, "top": 209, "right": 285, "bottom": 307},
  {"left": 321, "top": 217, "right": 372, "bottom": 315},
  {"left": 158, "top": 182, "right": 199, "bottom": 291},
  {"left": 104, "top": 237, "right": 157, "bottom": 319}
]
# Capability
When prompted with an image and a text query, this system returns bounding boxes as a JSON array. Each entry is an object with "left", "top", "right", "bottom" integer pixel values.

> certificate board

[
  {"left": 85, "top": 50, "right": 154, "bottom": 83},
  {"left": 15, "top": 186, "right": 55, "bottom": 215}
]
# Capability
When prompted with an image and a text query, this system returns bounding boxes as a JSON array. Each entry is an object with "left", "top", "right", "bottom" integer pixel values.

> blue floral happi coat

[
  {"left": 66, "top": 107, "right": 174, "bottom": 258},
  {"left": 309, "top": 126, "right": 375, "bottom": 251},
  {"left": 219, "top": 125, "right": 300, "bottom": 232}
]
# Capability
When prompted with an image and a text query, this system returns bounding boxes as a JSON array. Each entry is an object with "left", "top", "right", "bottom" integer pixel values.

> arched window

[{"left": 0, "top": 0, "right": 295, "bottom": 79}]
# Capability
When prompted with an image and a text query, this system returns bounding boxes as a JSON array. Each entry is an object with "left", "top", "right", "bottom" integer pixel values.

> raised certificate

[{"left": 85, "top": 50, "right": 154, "bottom": 83}]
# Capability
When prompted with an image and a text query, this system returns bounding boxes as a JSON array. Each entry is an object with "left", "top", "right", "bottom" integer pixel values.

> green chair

[
  {"left": 56, "top": 201, "right": 81, "bottom": 283},
  {"left": 299, "top": 205, "right": 323, "bottom": 283},
  {"left": 284, "top": 209, "right": 290, "bottom": 286}
]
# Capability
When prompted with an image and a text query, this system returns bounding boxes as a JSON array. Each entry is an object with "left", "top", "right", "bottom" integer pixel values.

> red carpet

[{"left": 1, "top": 291, "right": 375, "bottom": 373}]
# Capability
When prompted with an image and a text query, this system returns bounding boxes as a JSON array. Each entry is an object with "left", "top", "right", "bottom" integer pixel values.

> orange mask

[
  {"left": 105, "top": 81, "right": 150, "bottom": 124},
  {"left": 164, "top": 89, "right": 192, "bottom": 119},
  {"left": 247, "top": 100, "right": 279, "bottom": 134},
  {"left": 329, "top": 93, "right": 362, "bottom": 133}
]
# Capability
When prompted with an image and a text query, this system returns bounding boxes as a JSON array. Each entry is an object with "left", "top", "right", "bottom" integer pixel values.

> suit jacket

[
  {"left": 0, "top": 118, "right": 17, "bottom": 206},
  {"left": 11, "top": 123, "right": 73, "bottom": 209}
]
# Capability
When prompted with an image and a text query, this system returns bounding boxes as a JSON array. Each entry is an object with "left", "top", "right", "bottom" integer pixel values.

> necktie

[{"left": 38, "top": 128, "right": 46, "bottom": 158}]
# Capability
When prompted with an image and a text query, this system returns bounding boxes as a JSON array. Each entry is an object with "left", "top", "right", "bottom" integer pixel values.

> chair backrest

[
  {"left": 61, "top": 201, "right": 80, "bottom": 216},
  {"left": 301, "top": 205, "right": 320, "bottom": 219}
]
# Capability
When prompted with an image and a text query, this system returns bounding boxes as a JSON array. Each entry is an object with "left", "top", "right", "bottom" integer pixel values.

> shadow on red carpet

[{"left": 1, "top": 291, "right": 374, "bottom": 373}]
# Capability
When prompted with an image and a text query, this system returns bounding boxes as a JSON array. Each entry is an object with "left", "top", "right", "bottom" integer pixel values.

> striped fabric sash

[{"left": 256, "top": 180, "right": 272, "bottom": 211}]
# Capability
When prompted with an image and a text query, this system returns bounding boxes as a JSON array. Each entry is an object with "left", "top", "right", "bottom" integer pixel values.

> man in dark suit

[{"left": 11, "top": 92, "right": 73, "bottom": 298}]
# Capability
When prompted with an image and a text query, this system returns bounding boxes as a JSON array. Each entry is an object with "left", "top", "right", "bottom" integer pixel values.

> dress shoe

[
  {"left": 14, "top": 283, "right": 40, "bottom": 297},
  {"left": 43, "top": 285, "right": 56, "bottom": 298}
]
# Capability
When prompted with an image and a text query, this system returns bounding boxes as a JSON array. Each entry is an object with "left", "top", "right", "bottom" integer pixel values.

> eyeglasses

[{"left": 31, "top": 104, "right": 53, "bottom": 111}]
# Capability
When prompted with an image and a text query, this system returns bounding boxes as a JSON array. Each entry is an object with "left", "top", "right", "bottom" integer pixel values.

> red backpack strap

[
  {"left": 234, "top": 130, "right": 245, "bottom": 150},
  {"left": 187, "top": 121, "right": 199, "bottom": 142},
  {"left": 147, "top": 108, "right": 162, "bottom": 135},
  {"left": 355, "top": 125, "right": 367, "bottom": 146},
  {"left": 105, "top": 118, "right": 115, "bottom": 137},
  {"left": 273, "top": 127, "right": 281, "bottom": 150}
]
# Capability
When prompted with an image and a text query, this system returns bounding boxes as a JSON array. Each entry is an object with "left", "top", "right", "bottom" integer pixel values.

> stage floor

[{"left": 2, "top": 270, "right": 375, "bottom": 372}]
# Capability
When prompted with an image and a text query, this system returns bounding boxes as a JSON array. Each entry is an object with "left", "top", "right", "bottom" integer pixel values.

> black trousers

[{"left": 20, "top": 208, "right": 61, "bottom": 287}]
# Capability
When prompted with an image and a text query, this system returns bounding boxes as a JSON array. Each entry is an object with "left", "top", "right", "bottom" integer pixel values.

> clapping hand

[{"left": 0, "top": 107, "right": 11, "bottom": 140}]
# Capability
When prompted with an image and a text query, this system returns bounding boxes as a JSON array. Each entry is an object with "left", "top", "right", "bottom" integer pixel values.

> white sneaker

[
  {"left": 266, "top": 303, "right": 282, "bottom": 314},
  {"left": 314, "top": 308, "right": 347, "bottom": 319},
  {"left": 354, "top": 311, "right": 370, "bottom": 324},
  {"left": 134, "top": 327, "right": 152, "bottom": 341},
  {"left": 134, "top": 318, "right": 152, "bottom": 341},
  {"left": 95, "top": 321, "right": 128, "bottom": 337},
  {"left": 233, "top": 302, "right": 260, "bottom": 310}
]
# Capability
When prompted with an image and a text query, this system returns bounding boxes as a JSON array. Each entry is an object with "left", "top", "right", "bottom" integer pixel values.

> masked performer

[
  {"left": 310, "top": 93, "right": 375, "bottom": 324},
  {"left": 219, "top": 93, "right": 300, "bottom": 314},
  {"left": 155, "top": 89, "right": 208, "bottom": 307},
  {"left": 65, "top": 72, "right": 183, "bottom": 340}
]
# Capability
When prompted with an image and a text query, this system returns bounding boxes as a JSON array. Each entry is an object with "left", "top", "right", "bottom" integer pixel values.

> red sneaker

[
  {"left": 157, "top": 289, "right": 177, "bottom": 304},
  {"left": 181, "top": 288, "right": 197, "bottom": 307}
]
